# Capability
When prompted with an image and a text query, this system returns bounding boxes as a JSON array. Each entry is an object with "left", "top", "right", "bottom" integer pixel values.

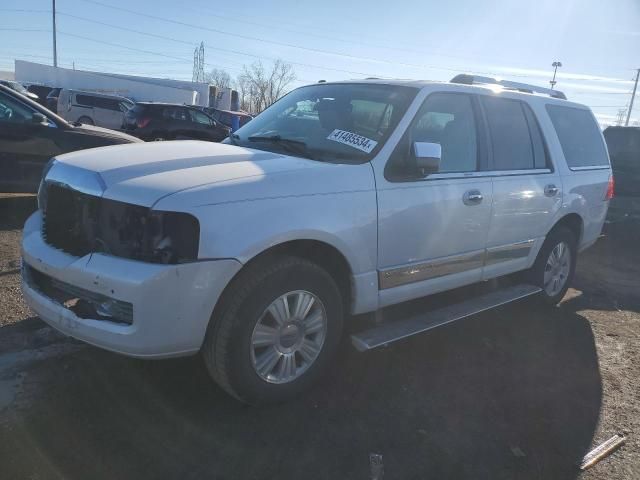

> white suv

[{"left": 21, "top": 76, "right": 613, "bottom": 404}]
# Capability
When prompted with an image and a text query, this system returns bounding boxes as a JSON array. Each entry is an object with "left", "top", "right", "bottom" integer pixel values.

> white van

[{"left": 57, "top": 90, "right": 134, "bottom": 130}]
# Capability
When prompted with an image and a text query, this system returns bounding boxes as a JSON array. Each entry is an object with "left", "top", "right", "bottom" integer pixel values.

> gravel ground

[{"left": 0, "top": 193, "right": 638, "bottom": 479}]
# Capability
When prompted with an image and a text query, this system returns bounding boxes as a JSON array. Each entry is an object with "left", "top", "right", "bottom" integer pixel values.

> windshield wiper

[{"left": 247, "top": 135, "right": 315, "bottom": 160}]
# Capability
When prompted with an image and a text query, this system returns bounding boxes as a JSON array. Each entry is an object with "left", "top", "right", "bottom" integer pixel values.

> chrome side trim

[
  {"left": 425, "top": 169, "right": 551, "bottom": 181},
  {"left": 569, "top": 165, "right": 610, "bottom": 171},
  {"left": 378, "top": 240, "right": 536, "bottom": 290},
  {"left": 379, "top": 250, "right": 484, "bottom": 290},
  {"left": 484, "top": 239, "right": 535, "bottom": 266}
]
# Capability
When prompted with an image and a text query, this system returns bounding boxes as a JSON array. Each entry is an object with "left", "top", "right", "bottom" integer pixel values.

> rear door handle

[
  {"left": 463, "top": 190, "right": 483, "bottom": 205},
  {"left": 544, "top": 184, "right": 559, "bottom": 197}
]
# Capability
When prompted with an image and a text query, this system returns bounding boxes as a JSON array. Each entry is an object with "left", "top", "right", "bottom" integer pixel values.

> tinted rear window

[
  {"left": 482, "top": 97, "right": 545, "bottom": 170},
  {"left": 546, "top": 105, "right": 609, "bottom": 168}
]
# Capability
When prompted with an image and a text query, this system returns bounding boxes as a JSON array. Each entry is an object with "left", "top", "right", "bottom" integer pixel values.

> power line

[
  {"left": 52, "top": 19, "right": 389, "bottom": 78},
  {"left": 57, "top": 31, "right": 194, "bottom": 62}
]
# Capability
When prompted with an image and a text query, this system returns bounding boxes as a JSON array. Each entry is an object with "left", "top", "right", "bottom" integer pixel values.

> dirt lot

[{"left": 0, "top": 193, "right": 638, "bottom": 480}]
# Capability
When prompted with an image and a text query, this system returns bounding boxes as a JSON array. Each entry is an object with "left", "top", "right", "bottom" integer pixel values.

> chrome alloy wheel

[
  {"left": 250, "top": 290, "right": 327, "bottom": 384},
  {"left": 544, "top": 241, "right": 571, "bottom": 297}
]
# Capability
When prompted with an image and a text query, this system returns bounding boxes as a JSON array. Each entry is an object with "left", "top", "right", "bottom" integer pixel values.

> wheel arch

[
  {"left": 548, "top": 212, "right": 584, "bottom": 244},
  {"left": 213, "top": 238, "right": 356, "bottom": 323}
]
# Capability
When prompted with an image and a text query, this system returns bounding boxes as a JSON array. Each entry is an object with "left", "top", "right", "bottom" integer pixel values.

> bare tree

[
  {"left": 238, "top": 60, "right": 296, "bottom": 113},
  {"left": 205, "top": 68, "right": 232, "bottom": 89}
]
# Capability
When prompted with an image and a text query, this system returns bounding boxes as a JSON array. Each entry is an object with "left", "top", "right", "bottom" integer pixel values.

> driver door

[
  {"left": 376, "top": 92, "right": 493, "bottom": 306},
  {"left": 0, "top": 90, "right": 62, "bottom": 192}
]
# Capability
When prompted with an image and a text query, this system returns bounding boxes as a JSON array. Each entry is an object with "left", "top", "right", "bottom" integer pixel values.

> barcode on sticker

[{"left": 327, "top": 129, "right": 378, "bottom": 153}]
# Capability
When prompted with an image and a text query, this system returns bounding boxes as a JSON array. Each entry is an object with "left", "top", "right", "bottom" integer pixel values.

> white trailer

[{"left": 14, "top": 60, "right": 232, "bottom": 108}]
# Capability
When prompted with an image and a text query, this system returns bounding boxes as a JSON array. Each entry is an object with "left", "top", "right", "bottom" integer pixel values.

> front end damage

[{"left": 41, "top": 182, "right": 200, "bottom": 265}]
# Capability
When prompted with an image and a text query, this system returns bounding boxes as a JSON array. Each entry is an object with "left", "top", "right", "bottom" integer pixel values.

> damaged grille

[
  {"left": 42, "top": 184, "right": 101, "bottom": 257},
  {"left": 41, "top": 183, "right": 199, "bottom": 263}
]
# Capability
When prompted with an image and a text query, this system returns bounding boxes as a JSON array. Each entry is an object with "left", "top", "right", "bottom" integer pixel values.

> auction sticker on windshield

[{"left": 327, "top": 129, "right": 378, "bottom": 153}]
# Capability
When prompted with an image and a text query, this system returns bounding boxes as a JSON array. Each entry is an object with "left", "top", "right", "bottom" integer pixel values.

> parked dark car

[
  {"left": 46, "top": 87, "right": 62, "bottom": 113},
  {"left": 199, "top": 107, "right": 253, "bottom": 129},
  {"left": 0, "top": 80, "right": 38, "bottom": 100},
  {"left": 26, "top": 84, "right": 55, "bottom": 107},
  {"left": 123, "top": 103, "right": 231, "bottom": 142},
  {"left": 0, "top": 84, "right": 142, "bottom": 193},
  {"left": 604, "top": 126, "right": 640, "bottom": 196},
  {"left": 603, "top": 126, "right": 640, "bottom": 220}
]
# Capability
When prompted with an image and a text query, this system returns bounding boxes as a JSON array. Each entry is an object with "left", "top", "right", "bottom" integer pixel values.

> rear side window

[
  {"left": 162, "top": 107, "right": 189, "bottom": 121},
  {"left": 546, "top": 105, "right": 609, "bottom": 168},
  {"left": 75, "top": 94, "right": 123, "bottom": 111},
  {"left": 76, "top": 94, "right": 97, "bottom": 107},
  {"left": 482, "top": 97, "right": 546, "bottom": 170}
]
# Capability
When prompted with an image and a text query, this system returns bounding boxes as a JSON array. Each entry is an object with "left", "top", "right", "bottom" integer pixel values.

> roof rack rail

[{"left": 450, "top": 74, "right": 567, "bottom": 100}]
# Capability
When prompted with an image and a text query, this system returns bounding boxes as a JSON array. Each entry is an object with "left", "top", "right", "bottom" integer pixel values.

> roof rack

[{"left": 450, "top": 74, "right": 567, "bottom": 100}]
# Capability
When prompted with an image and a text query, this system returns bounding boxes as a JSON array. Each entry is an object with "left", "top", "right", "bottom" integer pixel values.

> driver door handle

[{"left": 463, "top": 190, "right": 483, "bottom": 205}]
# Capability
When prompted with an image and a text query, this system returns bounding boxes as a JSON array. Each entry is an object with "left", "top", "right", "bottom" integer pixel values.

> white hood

[{"left": 47, "top": 140, "right": 370, "bottom": 209}]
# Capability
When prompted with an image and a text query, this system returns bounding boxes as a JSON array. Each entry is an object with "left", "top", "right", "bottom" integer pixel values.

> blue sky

[{"left": 1, "top": 0, "right": 638, "bottom": 126}]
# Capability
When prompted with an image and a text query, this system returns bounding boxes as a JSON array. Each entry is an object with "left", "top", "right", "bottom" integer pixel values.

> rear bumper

[{"left": 21, "top": 211, "right": 242, "bottom": 358}]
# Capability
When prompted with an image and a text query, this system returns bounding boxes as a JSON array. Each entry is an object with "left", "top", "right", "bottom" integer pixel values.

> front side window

[
  {"left": 482, "top": 96, "right": 541, "bottom": 170},
  {"left": 189, "top": 109, "right": 212, "bottom": 125},
  {"left": 386, "top": 92, "right": 479, "bottom": 178},
  {"left": 0, "top": 91, "right": 36, "bottom": 124},
  {"left": 227, "top": 83, "right": 417, "bottom": 163},
  {"left": 546, "top": 105, "right": 609, "bottom": 168}
]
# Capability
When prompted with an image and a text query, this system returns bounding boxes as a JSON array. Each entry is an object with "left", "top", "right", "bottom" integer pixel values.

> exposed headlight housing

[{"left": 41, "top": 183, "right": 200, "bottom": 264}]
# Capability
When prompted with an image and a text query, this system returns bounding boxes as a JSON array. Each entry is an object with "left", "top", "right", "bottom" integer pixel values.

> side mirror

[
  {"left": 31, "top": 112, "right": 49, "bottom": 125},
  {"left": 413, "top": 142, "right": 441, "bottom": 174}
]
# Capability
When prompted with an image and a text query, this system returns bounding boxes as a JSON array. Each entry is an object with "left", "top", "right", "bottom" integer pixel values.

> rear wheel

[
  {"left": 202, "top": 255, "right": 344, "bottom": 404},
  {"left": 527, "top": 227, "right": 577, "bottom": 304},
  {"left": 77, "top": 115, "right": 94, "bottom": 125}
]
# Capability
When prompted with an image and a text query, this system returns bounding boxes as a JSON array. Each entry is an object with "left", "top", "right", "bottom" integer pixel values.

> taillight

[
  {"left": 136, "top": 117, "right": 151, "bottom": 128},
  {"left": 605, "top": 175, "right": 615, "bottom": 201}
]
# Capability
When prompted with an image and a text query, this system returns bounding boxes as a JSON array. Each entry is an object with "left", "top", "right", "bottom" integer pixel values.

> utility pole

[
  {"left": 625, "top": 68, "right": 639, "bottom": 126},
  {"left": 52, "top": 0, "right": 58, "bottom": 67},
  {"left": 550, "top": 61, "right": 562, "bottom": 89}
]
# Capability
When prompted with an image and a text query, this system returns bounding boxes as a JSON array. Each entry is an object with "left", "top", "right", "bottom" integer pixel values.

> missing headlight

[
  {"left": 96, "top": 202, "right": 200, "bottom": 264},
  {"left": 42, "top": 183, "right": 199, "bottom": 264}
]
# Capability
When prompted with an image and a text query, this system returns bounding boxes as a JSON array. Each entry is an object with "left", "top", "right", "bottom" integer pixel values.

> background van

[{"left": 57, "top": 89, "right": 134, "bottom": 130}]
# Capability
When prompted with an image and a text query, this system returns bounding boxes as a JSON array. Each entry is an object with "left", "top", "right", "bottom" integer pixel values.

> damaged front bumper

[{"left": 21, "top": 211, "right": 242, "bottom": 358}]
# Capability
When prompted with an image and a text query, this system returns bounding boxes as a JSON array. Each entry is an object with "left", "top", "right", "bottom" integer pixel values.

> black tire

[
  {"left": 527, "top": 226, "right": 577, "bottom": 305},
  {"left": 202, "top": 255, "right": 344, "bottom": 405},
  {"left": 77, "top": 116, "right": 94, "bottom": 125}
]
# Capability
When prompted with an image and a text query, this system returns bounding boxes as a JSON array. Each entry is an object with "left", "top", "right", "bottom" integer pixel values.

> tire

[
  {"left": 202, "top": 255, "right": 344, "bottom": 405},
  {"left": 77, "top": 116, "right": 94, "bottom": 125},
  {"left": 527, "top": 226, "right": 577, "bottom": 305}
]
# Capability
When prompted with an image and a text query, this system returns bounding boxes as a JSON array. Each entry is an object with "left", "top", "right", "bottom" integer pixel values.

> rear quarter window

[{"left": 546, "top": 105, "right": 609, "bottom": 168}]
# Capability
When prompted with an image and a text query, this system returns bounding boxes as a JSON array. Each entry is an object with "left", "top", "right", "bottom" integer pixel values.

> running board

[{"left": 351, "top": 284, "right": 541, "bottom": 352}]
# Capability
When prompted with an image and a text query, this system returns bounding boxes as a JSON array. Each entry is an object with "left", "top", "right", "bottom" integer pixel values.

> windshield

[{"left": 227, "top": 83, "right": 417, "bottom": 163}]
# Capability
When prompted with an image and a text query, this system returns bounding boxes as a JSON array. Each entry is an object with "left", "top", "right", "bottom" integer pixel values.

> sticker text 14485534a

[{"left": 326, "top": 129, "right": 378, "bottom": 154}]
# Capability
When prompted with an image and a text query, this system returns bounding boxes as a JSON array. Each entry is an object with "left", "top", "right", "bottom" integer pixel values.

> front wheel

[
  {"left": 202, "top": 256, "right": 344, "bottom": 404},
  {"left": 527, "top": 226, "right": 577, "bottom": 304}
]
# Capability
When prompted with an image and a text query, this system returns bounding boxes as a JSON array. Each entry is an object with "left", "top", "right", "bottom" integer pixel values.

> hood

[
  {"left": 72, "top": 123, "right": 142, "bottom": 143},
  {"left": 47, "top": 141, "right": 371, "bottom": 208}
]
